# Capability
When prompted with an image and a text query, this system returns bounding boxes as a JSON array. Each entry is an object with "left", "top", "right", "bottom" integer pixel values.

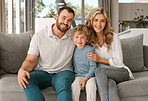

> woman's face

[{"left": 92, "top": 13, "right": 107, "bottom": 34}]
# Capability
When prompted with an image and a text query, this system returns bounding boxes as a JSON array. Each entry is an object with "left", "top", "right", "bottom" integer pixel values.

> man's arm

[{"left": 18, "top": 54, "right": 38, "bottom": 89}]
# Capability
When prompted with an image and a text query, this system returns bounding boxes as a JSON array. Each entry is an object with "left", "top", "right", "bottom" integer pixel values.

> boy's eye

[{"left": 68, "top": 19, "right": 72, "bottom": 23}]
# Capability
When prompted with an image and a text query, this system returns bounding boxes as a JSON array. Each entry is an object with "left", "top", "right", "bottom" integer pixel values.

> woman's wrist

[
  {"left": 98, "top": 58, "right": 109, "bottom": 65},
  {"left": 97, "top": 57, "right": 102, "bottom": 63}
]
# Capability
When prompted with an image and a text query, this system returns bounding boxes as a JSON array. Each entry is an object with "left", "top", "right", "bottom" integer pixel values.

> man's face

[{"left": 56, "top": 9, "right": 74, "bottom": 33}]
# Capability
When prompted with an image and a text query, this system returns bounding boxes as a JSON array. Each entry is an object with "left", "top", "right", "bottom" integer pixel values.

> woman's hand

[{"left": 87, "top": 51, "right": 100, "bottom": 62}]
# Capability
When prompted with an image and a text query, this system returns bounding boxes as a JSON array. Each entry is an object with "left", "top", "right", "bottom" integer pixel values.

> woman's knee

[{"left": 95, "top": 68, "right": 107, "bottom": 77}]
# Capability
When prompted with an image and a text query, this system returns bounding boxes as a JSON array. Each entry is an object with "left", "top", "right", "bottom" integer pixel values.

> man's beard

[{"left": 56, "top": 18, "right": 70, "bottom": 33}]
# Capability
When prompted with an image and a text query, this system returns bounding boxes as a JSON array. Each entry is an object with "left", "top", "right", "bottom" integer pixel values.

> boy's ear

[
  {"left": 86, "top": 39, "right": 89, "bottom": 43},
  {"left": 86, "top": 38, "right": 89, "bottom": 42}
]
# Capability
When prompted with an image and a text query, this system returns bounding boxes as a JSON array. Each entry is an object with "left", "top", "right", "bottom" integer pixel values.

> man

[{"left": 17, "top": 7, "right": 75, "bottom": 101}]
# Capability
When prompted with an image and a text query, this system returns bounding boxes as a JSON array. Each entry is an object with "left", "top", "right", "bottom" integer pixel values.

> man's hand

[
  {"left": 17, "top": 68, "right": 30, "bottom": 89},
  {"left": 80, "top": 77, "right": 89, "bottom": 90}
]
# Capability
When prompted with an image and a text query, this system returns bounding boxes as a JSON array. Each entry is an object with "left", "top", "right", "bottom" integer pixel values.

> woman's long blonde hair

[{"left": 86, "top": 7, "right": 114, "bottom": 51}]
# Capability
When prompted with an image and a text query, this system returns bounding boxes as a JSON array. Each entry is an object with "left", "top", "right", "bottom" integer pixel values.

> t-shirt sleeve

[{"left": 28, "top": 34, "right": 39, "bottom": 56}]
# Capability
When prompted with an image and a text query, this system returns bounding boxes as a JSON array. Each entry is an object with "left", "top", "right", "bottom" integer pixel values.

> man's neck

[{"left": 52, "top": 24, "right": 66, "bottom": 39}]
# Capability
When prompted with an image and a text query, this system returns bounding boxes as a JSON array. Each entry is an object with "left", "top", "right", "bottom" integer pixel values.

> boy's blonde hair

[{"left": 72, "top": 24, "right": 91, "bottom": 41}]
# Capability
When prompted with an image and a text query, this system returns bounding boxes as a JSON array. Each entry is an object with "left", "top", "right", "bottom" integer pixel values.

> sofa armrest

[{"left": 144, "top": 45, "right": 148, "bottom": 68}]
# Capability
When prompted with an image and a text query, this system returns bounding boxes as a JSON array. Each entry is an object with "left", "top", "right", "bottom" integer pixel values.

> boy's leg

[
  {"left": 52, "top": 70, "right": 75, "bottom": 101},
  {"left": 24, "top": 70, "right": 52, "bottom": 101},
  {"left": 71, "top": 76, "right": 83, "bottom": 101},
  {"left": 85, "top": 77, "right": 97, "bottom": 101}
]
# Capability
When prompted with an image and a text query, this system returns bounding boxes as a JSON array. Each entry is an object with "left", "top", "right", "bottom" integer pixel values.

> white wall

[
  {"left": 119, "top": 28, "right": 148, "bottom": 45},
  {"left": 35, "top": 18, "right": 56, "bottom": 33}
]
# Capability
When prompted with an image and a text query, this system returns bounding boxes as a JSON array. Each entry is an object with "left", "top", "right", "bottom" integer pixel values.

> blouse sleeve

[{"left": 108, "top": 33, "right": 124, "bottom": 68}]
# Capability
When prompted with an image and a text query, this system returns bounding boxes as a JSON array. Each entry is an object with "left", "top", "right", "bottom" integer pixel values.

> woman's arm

[{"left": 108, "top": 33, "right": 123, "bottom": 67}]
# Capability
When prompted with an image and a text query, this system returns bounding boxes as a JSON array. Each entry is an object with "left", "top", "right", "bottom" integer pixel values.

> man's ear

[{"left": 56, "top": 14, "right": 58, "bottom": 19}]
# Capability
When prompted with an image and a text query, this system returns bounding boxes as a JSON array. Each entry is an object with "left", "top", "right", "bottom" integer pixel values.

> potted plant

[{"left": 133, "top": 9, "right": 148, "bottom": 28}]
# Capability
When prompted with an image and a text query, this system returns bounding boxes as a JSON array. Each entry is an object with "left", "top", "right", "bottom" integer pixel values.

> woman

[{"left": 86, "top": 7, "right": 134, "bottom": 101}]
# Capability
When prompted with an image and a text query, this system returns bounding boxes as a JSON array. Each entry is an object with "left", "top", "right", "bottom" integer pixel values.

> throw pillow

[
  {"left": 120, "top": 34, "right": 146, "bottom": 72},
  {"left": 0, "top": 31, "right": 33, "bottom": 73}
]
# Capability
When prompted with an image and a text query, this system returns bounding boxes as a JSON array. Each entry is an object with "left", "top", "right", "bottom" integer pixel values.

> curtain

[
  {"left": 0, "top": 0, "right": 6, "bottom": 33},
  {"left": 25, "top": 0, "right": 35, "bottom": 33},
  {"left": 99, "top": 0, "right": 111, "bottom": 19}
]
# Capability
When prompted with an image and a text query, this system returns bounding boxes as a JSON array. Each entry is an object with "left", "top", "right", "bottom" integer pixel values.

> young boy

[{"left": 71, "top": 24, "right": 97, "bottom": 101}]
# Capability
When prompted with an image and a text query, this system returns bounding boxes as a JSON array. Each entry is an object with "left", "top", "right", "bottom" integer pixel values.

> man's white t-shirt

[{"left": 28, "top": 24, "right": 75, "bottom": 73}]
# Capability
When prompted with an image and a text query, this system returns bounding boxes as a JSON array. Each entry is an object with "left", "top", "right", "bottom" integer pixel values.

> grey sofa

[{"left": 0, "top": 31, "right": 148, "bottom": 101}]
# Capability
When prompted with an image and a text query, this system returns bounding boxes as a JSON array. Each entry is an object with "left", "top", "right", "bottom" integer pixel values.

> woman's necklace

[
  {"left": 98, "top": 41, "right": 102, "bottom": 45},
  {"left": 97, "top": 38, "right": 104, "bottom": 46}
]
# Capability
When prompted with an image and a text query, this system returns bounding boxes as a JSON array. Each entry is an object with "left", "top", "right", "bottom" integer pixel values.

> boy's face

[{"left": 73, "top": 32, "right": 88, "bottom": 49}]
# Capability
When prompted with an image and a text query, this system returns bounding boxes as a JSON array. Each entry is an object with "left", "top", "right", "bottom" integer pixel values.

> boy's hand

[{"left": 80, "top": 77, "right": 89, "bottom": 90}]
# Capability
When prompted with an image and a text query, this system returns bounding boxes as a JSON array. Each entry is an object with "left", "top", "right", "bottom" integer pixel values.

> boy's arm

[
  {"left": 85, "top": 47, "right": 97, "bottom": 78},
  {"left": 85, "top": 60, "right": 96, "bottom": 77}
]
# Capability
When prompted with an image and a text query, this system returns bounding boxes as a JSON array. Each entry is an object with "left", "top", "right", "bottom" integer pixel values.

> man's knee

[{"left": 56, "top": 80, "right": 72, "bottom": 94}]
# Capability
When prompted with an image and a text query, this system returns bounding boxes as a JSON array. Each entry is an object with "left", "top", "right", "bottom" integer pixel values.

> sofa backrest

[
  {"left": 0, "top": 31, "right": 33, "bottom": 76},
  {"left": 0, "top": 33, "right": 147, "bottom": 77}
]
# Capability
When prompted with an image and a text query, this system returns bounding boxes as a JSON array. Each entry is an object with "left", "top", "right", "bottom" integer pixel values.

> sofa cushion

[
  {"left": 117, "top": 71, "right": 148, "bottom": 98},
  {"left": 0, "top": 74, "right": 100, "bottom": 101},
  {"left": 0, "top": 31, "right": 33, "bottom": 73},
  {"left": 120, "top": 34, "right": 146, "bottom": 72},
  {"left": 0, "top": 74, "right": 57, "bottom": 101}
]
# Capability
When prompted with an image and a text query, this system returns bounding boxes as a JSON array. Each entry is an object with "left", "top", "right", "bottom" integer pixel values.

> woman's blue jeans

[{"left": 24, "top": 70, "right": 75, "bottom": 101}]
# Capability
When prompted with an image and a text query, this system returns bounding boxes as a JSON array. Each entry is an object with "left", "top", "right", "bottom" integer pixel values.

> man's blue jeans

[{"left": 24, "top": 70, "right": 75, "bottom": 101}]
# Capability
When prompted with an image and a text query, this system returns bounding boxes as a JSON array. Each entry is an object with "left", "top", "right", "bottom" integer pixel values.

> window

[
  {"left": 65, "top": 0, "right": 98, "bottom": 25},
  {"left": 1, "top": 0, "right": 34, "bottom": 34},
  {"left": 119, "top": 0, "right": 135, "bottom": 3},
  {"left": 35, "top": 0, "right": 99, "bottom": 32}
]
